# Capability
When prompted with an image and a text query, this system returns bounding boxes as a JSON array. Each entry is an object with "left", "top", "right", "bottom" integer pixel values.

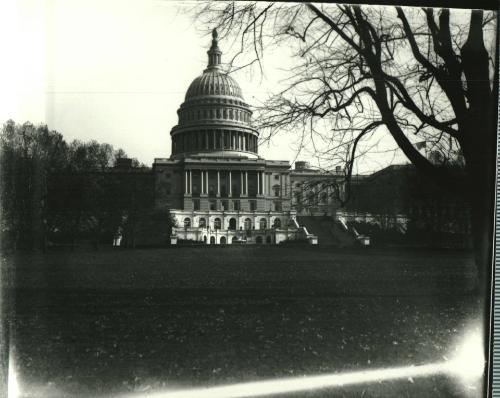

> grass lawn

[{"left": 4, "top": 246, "right": 485, "bottom": 397}]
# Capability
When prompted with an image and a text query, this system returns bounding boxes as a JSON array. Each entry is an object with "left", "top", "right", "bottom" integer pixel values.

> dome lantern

[{"left": 206, "top": 28, "right": 222, "bottom": 70}]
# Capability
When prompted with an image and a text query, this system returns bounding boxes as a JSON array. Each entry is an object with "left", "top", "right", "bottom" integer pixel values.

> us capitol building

[{"left": 153, "top": 30, "right": 327, "bottom": 245}]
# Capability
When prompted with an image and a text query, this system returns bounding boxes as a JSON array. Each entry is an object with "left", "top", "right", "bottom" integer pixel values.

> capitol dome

[
  {"left": 185, "top": 70, "right": 243, "bottom": 100},
  {"left": 170, "top": 29, "right": 259, "bottom": 159}
]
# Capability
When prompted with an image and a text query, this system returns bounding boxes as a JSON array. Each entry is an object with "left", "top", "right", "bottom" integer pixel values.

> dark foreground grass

[{"left": 4, "top": 246, "right": 485, "bottom": 397}]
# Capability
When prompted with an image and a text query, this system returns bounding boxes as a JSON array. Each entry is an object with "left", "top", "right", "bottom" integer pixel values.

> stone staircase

[{"left": 296, "top": 216, "right": 356, "bottom": 246}]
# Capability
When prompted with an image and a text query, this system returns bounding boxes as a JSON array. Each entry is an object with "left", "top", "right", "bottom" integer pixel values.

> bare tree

[{"left": 190, "top": 2, "right": 497, "bottom": 287}]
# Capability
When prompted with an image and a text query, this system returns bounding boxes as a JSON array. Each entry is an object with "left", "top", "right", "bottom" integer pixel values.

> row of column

[
  {"left": 173, "top": 130, "right": 258, "bottom": 154},
  {"left": 184, "top": 170, "right": 266, "bottom": 196}
]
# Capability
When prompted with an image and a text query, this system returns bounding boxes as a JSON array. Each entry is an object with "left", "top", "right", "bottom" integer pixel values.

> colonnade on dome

[{"left": 171, "top": 129, "right": 258, "bottom": 155}]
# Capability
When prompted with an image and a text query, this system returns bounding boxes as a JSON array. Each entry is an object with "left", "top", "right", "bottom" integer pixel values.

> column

[
  {"left": 213, "top": 130, "right": 216, "bottom": 149},
  {"left": 217, "top": 171, "right": 220, "bottom": 196},
  {"left": 201, "top": 170, "right": 204, "bottom": 194},
  {"left": 205, "top": 131, "right": 209, "bottom": 149},
  {"left": 189, "top": 170, "right": 192, "bottom": 194},
  {"left": 205, "top": 171, "right": 209, "bottom": 194},
  {"left": 243, "top": 133, "right": 247, "bottom": 151},
  {"left": 257, "top": 172, "right": 260, "bottom": 195},
  {"left": 245, "top": 171, "right": 248, "bottom": 195},
  {"left": 240, "top": 172, "right": 244, "bottom": 196},
  {"left": 184, "top": 171, "right": 188, "bottom": 195},
  {"left": 229, "top": 171, "right": 232, "bottom": 197}
]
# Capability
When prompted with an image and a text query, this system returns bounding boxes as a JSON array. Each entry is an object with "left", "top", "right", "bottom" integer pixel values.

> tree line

[{"left": 0, "top": 120, "right": 173, "bottom": 251}]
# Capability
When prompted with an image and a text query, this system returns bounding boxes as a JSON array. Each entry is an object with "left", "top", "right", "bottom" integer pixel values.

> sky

[{"left": 0, "top": 0, "right": 467, "bottom": 173}]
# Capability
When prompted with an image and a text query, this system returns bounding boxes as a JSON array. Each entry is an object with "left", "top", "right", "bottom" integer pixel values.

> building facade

[{"left": 153, "top": 30, "right": 317, "bottom": 245}]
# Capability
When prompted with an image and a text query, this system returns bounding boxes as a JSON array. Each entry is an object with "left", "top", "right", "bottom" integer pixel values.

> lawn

[{"left": 4, "top": 246, "right": 486, "bottom": 397}]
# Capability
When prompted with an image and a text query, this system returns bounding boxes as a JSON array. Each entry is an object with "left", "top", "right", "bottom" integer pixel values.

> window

[
  {"left": 308, "top": 192, "right": 318, "bottom": 205},
  {"left": 250, "top": 200, "right": 257, "bottom": 211},
  {"left": 193, "top": 199, "right": 200, "bottom": 211},
  {"left": 274, "top": 202, "right": 282, "bottom": 212},
  {"left": 221, "top": 200, "right": 228, "bottom": 211},
  {"left": 259, "top": 218, "right": 267, "bottom": 230},
  {"left": 244, "top": 218, "right": 252, "bottom": 230},
  {"left": 274, "top": 174, "right": 280, "bottom": 180},
  {"left": 229, "top": 218, "right": 237, "bottom": 230},
  {"left": 209, "top": 200, "right": 217, "bottom": 211},
  {"left": 184, "top": 218, "right": 191, "bottom": 228},
  {"left": 273, "top": 218, "right": 281, "bottom": 229},
  {"left": 199, "top": 218, "right": 206, "bottom": 228},
  {"left": 273, "top": 185, "right": 281, "bottom": 197},
  {"left": 233, "top": 200, "right": 240, "bottom": 211},
  {"left": 214, "top": 218, "right": 221, "bottom": 230}
]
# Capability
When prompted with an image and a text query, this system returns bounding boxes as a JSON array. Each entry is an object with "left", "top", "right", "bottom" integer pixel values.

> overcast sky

[{"left": 0, "top": 0, "right": 427, "bottom": 173}]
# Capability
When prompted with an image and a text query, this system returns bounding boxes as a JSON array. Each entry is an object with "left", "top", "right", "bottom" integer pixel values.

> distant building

[
  {"left": 153, "top": 30, "right": 317, "bottom": 245},
  {"left": 289, "top": 161, "right": 345, "bottom": 216},
  {"left": 62, "top": 31, "right": 468, "bottom": 248}
]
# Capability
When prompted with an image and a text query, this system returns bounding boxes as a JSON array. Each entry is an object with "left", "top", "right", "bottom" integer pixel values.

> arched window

[
  {"left": 266, "top": 235, "right": 272, "bottom": 244},
  {"left": 273, "top": 218, "right": 281, "bottom": 229},
  {"left": 256, "top": 236, "right": 263, "bottom": 244},
  {"left": 184, "top": 218, "right": 191, "bottom": 228},
  {"left": 199, "top": 218, "right": 206, "bottom": 228},
  {"left": 220, "top": 236, "right": 226, "bottom": 244},
  {"left": 214, "top": 218, "right": 221, "bottom": 230},
  {"left": 210, "top": 236, "right": 216, "bottom": 244},
  {"left": 216, "top": 109, "right": 221, "bottom": 118},
  {"left": 259, "top": 218, "right": 267, "bottom": 230},
  {"left": 229, "top": 109, "right": 233, "bottom": 119},
  {"left": 308, "top": 191, "right": 318, "bottom": 205},
  {"left": 229, "top": 218, "right": 237, "bottom": 230},
  {"left": 244, "top": 218, "right": 252, "bottom": 230},
  {"left": 223, "top": 109, "right": 227, "bottom": 119},
  {"left": 273, "top": 185, "right": 280, "bottom": 197}
]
